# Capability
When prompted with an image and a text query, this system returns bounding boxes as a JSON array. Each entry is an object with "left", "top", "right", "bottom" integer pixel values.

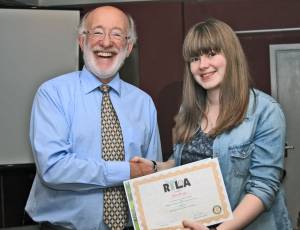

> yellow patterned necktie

[{"left": 100, "top": 85, "right": 128, "bottom": 230}]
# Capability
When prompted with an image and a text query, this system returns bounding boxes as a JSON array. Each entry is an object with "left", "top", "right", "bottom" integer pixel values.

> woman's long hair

[{"left": 173, "top": 18, "right": 252, "bottom": 143}]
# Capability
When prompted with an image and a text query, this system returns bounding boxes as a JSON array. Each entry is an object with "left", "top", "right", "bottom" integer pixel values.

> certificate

[{"left": 124, "top": 158, "right": 233, "bottom": 230}]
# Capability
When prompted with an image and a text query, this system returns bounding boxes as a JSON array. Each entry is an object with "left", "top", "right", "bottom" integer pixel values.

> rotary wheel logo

[{"left": 212, "top": 205, "right": 222, "bottom": 214}]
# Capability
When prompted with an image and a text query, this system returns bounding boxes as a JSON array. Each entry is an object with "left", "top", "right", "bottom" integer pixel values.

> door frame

[{"left": 269, "top": 43, "right": 300, "bottom": 228}]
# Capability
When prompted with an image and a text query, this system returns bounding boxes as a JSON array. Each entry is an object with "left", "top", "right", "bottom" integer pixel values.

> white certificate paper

[{"left": 124, "top": 158, "right": 233, "bottom": 230}]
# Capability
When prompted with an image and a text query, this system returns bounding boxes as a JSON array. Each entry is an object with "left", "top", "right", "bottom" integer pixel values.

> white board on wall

[{"left": 0, "top": 8, "right": 80, "bottom": 165}]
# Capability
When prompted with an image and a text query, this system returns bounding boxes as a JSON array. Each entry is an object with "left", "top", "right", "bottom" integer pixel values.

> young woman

[{"left": 132, "top": 18, "right": 292, "bottom": 230}]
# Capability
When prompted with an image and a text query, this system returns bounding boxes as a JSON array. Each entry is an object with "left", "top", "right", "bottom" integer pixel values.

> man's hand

[
  {"left": 130, "top": 156, "right": 153, "bottom": 167},
  {"left": 129, "top": 157, "right": 154, "bottom": 178}
]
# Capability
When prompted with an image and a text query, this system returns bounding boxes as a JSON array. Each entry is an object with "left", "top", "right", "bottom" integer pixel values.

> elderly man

[{"left": 25, "top": 6, "right": 162, "bottom": 230}]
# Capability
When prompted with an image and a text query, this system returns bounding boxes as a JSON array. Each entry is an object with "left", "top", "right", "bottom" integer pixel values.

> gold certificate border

[{"left": 132, "top": 160, "right": 231, "bottom": 230}]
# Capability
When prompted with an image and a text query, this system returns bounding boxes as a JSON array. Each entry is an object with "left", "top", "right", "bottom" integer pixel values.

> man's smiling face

[{"left": 79, "top": 6, "right": 133, "bottom": 83}]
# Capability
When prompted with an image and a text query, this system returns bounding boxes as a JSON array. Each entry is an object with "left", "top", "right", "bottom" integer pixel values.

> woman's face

[{"left": 190, "top": 51, "right": 227, "bottom": 91}]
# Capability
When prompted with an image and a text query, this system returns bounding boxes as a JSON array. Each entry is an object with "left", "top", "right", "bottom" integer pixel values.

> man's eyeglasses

[{"left": 83, "top": 28, "right": 130, "bottom": 42}]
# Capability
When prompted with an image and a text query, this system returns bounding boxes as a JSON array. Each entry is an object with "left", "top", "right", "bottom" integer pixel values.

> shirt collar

[{"left": 80, "top": 66, "right": 122, "bottom": 96}]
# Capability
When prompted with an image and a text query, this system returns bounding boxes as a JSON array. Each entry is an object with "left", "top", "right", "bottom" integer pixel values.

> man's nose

[{"left": 100, "top": 34, "right": 113, "bottom": 47}]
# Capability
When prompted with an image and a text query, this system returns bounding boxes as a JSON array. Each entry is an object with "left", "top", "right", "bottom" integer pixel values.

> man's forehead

[{"left": 86, "top": 6, "right": 129, "bottom": 30}]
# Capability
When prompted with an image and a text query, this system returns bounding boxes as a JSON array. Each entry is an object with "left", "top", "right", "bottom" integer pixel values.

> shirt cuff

[
  {"left": 105, "top": 161, "right": 130, "bottom": 186},
  {"left": 245, "top": 179, "right": 278, "bottom": 210}
]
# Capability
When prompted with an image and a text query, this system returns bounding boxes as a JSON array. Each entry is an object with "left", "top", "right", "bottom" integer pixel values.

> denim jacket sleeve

[
  {"left": 170, "top": 143, "right": 184, "bottom": 166},
  {"left": 244, "top": 92, "right": 286, "bottom": 210}
]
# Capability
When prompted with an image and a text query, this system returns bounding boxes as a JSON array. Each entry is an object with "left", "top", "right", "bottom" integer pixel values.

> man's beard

[{"left": 83, "top": 42, "right": 127, "bottom": 80}]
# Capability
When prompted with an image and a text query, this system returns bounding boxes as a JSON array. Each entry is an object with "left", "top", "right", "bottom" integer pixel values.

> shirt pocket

[{"left": 229, "top": 142, "right": 254, "bottom": 176}]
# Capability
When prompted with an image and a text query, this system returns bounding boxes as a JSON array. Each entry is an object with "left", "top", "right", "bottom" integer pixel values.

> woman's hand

[{"left": 182, "top": 220, "right": 209, "bottom": 230}]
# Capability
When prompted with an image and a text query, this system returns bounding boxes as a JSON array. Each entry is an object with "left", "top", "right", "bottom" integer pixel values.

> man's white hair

[{"left": 78, "top": 9, "right": 137, "bottom": 45}]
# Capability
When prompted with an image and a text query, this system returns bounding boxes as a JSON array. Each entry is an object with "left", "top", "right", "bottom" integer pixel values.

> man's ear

[
  {"left": 126, "top": 42, "right": 134, "bottom": 57},
  {"left": 78, "top": 35, "right": 85, "bottom": 51}
]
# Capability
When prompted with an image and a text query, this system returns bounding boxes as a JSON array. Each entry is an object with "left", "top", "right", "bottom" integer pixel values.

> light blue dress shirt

[{"left": 25, "top": 67, "right": 162, "bottom": 230}]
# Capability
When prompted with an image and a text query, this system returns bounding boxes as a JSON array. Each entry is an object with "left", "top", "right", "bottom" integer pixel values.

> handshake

[
  {"left": 129, "top": 157, "right": 175, "bottom": 179},
  {"left": 129, "top": 156, "right": 155, "bottom": 179}
]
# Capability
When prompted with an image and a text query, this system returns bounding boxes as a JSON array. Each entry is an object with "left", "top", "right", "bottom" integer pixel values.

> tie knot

[{"left": 100, "top": 84, "right": 110, "bottom": 93}]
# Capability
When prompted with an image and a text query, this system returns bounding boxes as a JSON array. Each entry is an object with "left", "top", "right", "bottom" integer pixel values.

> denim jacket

[{"left": 172, "top": 89, "right": 292, "bottom": 230}]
